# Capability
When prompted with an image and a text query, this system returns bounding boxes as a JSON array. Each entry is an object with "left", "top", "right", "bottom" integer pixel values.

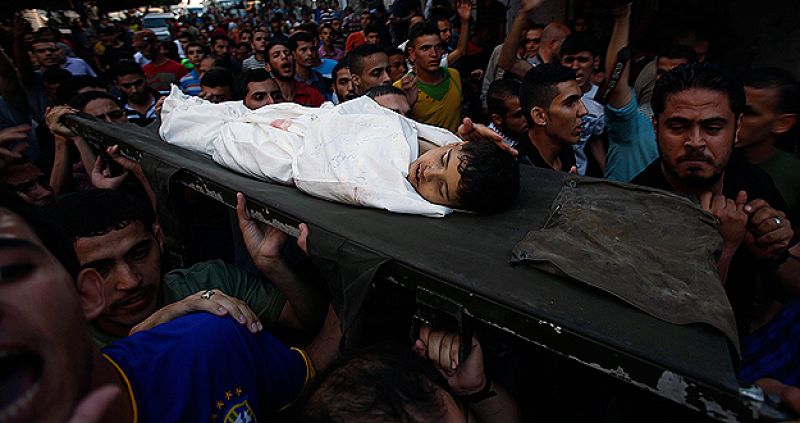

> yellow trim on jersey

[
  {"left": 290, "top": 347, "right": 316, "bottom": 386},
  {"left": 279, "top": 347, "right": 317, "bottom": 411},
  {"left": 102, "top": 353, "right": 139, "bottom": 423}
]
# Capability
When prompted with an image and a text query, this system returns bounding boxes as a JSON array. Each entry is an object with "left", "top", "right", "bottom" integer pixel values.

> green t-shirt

[
  {"left": 759, "top": 150, "right": 800, "bottom": 220},
  {"left": 90, "top": 260, "right": 286, "bottom": 347}
]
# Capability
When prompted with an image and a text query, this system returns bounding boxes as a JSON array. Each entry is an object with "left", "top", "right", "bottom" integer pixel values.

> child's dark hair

[{"left": 456, "top": 139, "right": 520, "bottom": 214}]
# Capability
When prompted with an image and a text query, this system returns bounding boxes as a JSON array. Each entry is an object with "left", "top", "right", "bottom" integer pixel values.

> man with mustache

[
  {"left": 265, "top": 41, "right": 324, "bottom": 107},
  {"left": 631, "top": 62, "right": 794, "bottom": 335}
]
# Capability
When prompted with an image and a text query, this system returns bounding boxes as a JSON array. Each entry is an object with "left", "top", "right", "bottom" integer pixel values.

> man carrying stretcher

[{"left": 159, "top": 87, "right": 519, "bottom": 217}]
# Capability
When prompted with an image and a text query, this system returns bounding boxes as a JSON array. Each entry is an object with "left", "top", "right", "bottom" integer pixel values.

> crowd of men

[{"left": 1, "top": 0, "right": 800, "bottom": 421}]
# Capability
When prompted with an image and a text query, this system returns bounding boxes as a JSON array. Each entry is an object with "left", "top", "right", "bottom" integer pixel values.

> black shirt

[
  {"left": 631, "top": 157, "right": 789, "bottom": 336},
  {"left": 517, "top": 141, "right": 576, "bottom": 173}
]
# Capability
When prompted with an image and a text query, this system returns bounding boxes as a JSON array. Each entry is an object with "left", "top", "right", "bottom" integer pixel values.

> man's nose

[
  {"left": 685, "top": 126, "right": 706, "bottom": 148},
  {"left": 577, "top": 100, "right": 588, "bottom": 118},
  {"left": 115, "top": 263, "right": 141, "bottom": 291}
]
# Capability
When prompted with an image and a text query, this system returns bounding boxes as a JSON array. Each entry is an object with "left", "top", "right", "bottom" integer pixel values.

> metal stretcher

[{"left": 66, "top": 115, "right": 787, "bottom": 422}]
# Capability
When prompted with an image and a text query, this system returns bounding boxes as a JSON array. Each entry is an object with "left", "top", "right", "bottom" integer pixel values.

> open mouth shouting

[{"left": 0, "top": 349, "right": 42, "bottom": 423}]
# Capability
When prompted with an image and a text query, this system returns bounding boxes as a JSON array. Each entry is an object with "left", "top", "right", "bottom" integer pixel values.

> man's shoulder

[{"left": 630, "top": 159, "right": 670, "bottom": 190}]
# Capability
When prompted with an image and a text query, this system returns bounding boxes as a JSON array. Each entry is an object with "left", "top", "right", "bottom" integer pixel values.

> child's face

[{"left": 407, "top": 142, "right": 465, "bottom": 207}]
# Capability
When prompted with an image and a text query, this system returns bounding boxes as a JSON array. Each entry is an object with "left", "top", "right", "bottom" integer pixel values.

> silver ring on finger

[
  {"left": 775, "top": 217, "right": 782, "bottom": 227},
  {"left": 201, "top": 289, "right": 215, "bottom": 300}
]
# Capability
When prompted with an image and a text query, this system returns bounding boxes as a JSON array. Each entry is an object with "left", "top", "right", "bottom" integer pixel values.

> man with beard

[
  {"left": 631, "top": 63, "right": 794, "bottom": 334},
  {"left": 241, "top": 69, "right": 286, "bottom": 110},
  {"left": 517, "top": 63, "right": 586, "bottom": 172},
  {"left": 133, "top": 30, "right": 187, "bottom": 93},
  {"left": 265, "top": 41, "right": 324, "bottom": 107},
  {"left": 112, "top": 61, "right": 160, "bottom": 126},
  {"left": 331, "top": 61, "right": 357, "bottom": 104},
  {"left": 487, "top": 78, "right": 528, "bottom": 148}
]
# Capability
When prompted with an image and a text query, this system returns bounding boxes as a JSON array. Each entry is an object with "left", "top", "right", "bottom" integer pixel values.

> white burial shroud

[{"left": 159, "top": 86, "right": 461, "bottom": 217}]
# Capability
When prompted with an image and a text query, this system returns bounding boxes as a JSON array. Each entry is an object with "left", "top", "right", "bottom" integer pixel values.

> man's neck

[
  {"left": 255, "top": 51, "right": 265, "bottom": 61},
  {"left": 580, "top": 81, "right": 591, "bottom": 94},
  {"left": 276, "top": 77, "right": 296, "bottom": 100},
  {"left": 660, "top": 163, "right": 725, "bottom": 195},
  {"left": 128, "top": 93, "right": 154, "bottom": 112},
  {"left": 528, "top": 128, "right": 566, "bottom": 170},
  {"left": 322, "top": 43, "right": 335, "bottom": 52},
  {"left": 150, "top": 53, "right": 169, "bottom": 67},
  {"left": 415, "top": 66, "right": 443, "bottom": 85},
  {"left": 89, "top": 348, "right": 134, "bottom": 423},
  {"left": 295, "top": 65, "right": 311, "bottom": 81},
  {"left": 738, "top": 139, "right": 777, "bottom": 165}
]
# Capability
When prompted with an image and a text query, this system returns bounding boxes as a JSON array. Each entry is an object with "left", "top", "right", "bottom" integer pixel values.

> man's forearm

[
  {"left": 605, "top": 4, "right": 632, "bottom": 108},
  {"left": 259, "top": 258, "right": 325, "bottom": 332},
  {"left": 498, "top": 12, "right": 527, "bottom": 73},
  {"left": 50, "top": 137, "right": 72, "bottom": 195},
  {"left": 466, "top": 382, "right": 521, "bottom": 423},
  {"left": 448, "top": 17, "right": 470, "bottom": 65}
]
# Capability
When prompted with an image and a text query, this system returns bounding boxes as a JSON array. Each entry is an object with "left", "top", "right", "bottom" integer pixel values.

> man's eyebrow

[
  {"left": 699, "top": 117, "right": 729, "bottom": 125},
  {"left": 0, "top": 237, "right": 46, "bottom": 253},
  {"left": 663, "top": 116, "right": 690, "bottom": 125},
  {"left": 563, "top": 94, "right": 581, "bottom": 104}
]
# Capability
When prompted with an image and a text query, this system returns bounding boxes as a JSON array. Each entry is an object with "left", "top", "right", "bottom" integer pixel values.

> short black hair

[
  {"left": 652, "top": 63, "right": 745, "bottom": 119},
  {"left": 186, "top": 41, "right": 206, "bottom": 52},
  {"left": 111, "top": 60, "right": 145, "bottom": 80},
  {"left": 210, "top": 33, "right": 231, "bottom": 45},
  {"left": 240, "top": 68, "right": 273, "bottom": 95},
  {"left": 742, "top": 67, "right": 800, "bottom": 115},
  {"left": 331, "top": 59, "right": 349, "bottom": 78},
  {"left": 0, "top": 187, "right": 80, "bottom": 279},
  {"left": 560, "top": 33, "right": 598, "bottom": 57},
  {"left": 519, "top": 63, "right": 576, "bottom": 124},
  {"left": 266, "top": 40, "right": 290, "bottom": 54},
  {"left": 487, "top": 78, "right": 521, "bottom": 116},
  {"left": 47, "top": 189, "right": 156, "bottom": 242},
  {"left": 68, "top": 90, "right": 121, "bottom": 111},
  {"left": 57, "top": 75, "right": 107, "bottom": 104},
  {"left": 347, "top": 44, "right": 386, "bottom": 76},
  {"left": 298, "top": 343, "right": 449, "bottom": 422},
  {"left": 364, "top": 84, "right": 405, "bottom": 99},
  {"left": 657, "top": 44, "right": 698, "bottom": 63},
  {"left": 201, "top": 67, "right": 235, "bottom": 89},
  {"left": 386, "top": 47, "right": 404, "bottom": 57},
  {"left": 457, "top": 139, "right": 520, "bottom": 214},
  {"left": 408, "top": 22, "right": 440, "bottom": 47},
  {"left": 160, "top": 40, "right": 180, "bottom": 61},
  {"left": 364, "top": 24, "right": 380, "bottom": 36},
  {"left": 288, "top": 30, "right": 315, "bottom": 51}
]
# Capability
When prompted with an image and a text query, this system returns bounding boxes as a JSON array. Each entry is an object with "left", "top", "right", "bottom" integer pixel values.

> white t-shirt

[{"left": 160, "top": 87, "right": 461, "bottom": 216}]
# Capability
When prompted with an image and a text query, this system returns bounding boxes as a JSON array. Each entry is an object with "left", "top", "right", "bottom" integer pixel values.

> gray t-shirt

[{"left": 242, "top": 55, "right": 267, "bottom": 72}]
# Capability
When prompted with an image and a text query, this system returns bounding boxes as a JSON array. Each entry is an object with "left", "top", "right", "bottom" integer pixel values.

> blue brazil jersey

[{"left": 102, "top": 313, "right": 310, "bottom": 422}]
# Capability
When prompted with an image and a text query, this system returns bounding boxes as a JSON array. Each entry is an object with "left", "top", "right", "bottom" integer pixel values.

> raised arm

[
  {"left": 236, "top": 193, "right": 325, "bottom": 332},
  {"left": 498, "top": 0, "right": 543, "bottom": 79},
  {"left": 447, "top": 0, "right": 472, "bottom": 66},
  {"left": 604, "top": 3, "right": 632, "bottom": 109}
]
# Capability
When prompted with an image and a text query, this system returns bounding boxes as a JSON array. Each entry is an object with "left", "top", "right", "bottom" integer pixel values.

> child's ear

[{"left": 76, "top": 268, "right": 107, "bottom": 320}]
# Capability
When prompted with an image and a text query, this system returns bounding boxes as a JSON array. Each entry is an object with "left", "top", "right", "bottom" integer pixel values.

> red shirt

[
  {"left": 143, "top": 60, "right": 188, "bottom": 92},
  {"left": 293, "top": 80, "right": 324, "bottom": 107},
  {"left": 345, "top": 32, "right": 366, "bottom": 53}
]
